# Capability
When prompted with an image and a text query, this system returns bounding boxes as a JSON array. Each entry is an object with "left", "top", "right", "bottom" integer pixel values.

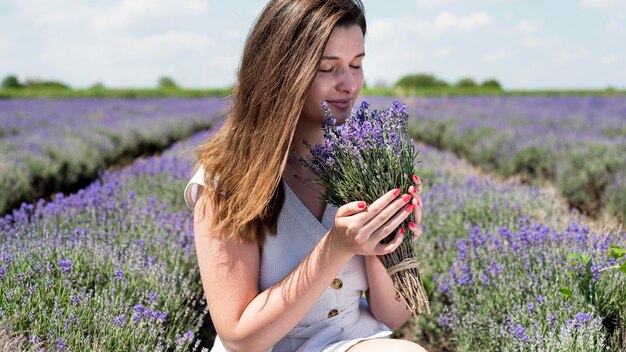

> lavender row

[
  {"left": 0, "top": 125, "right": 218, "bottom": 351},
  {"left": 0, "top": 98, "right": 228, "bottom": 215},
  {"left": 412, "top": 143, "right": 626, "bottom": 350},
  {"left": 404, "top": 95, "right": 626, "bottom": 221}
]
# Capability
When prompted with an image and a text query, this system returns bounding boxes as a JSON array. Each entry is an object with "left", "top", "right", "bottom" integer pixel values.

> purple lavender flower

[
  {"left": 302, "top": 99, "right": 420, "bottom": 208},
  {"left": 58, "top": 259, "right": 73, "bottom": 274},
  {"left": 113, "top": 314, "right": 126, "bottom": 328},
  {"left": 513, "top": 325, "right": 528, "bottom": 343},
  {"left": 573, "top": 312, "right": 592, "bottom": 327},
  {"left": 321, "top": 101, "right": 336, "bottom": 126}
]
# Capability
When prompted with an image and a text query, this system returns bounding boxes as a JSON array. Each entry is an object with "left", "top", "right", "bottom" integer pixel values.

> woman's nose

[{"left": 336, "top": 67, "right": 357, "bottom": 94}]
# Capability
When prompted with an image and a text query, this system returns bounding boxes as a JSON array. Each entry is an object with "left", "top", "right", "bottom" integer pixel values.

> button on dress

[{"left": 184, "top": 166, "right": 392, "bottom": 352}]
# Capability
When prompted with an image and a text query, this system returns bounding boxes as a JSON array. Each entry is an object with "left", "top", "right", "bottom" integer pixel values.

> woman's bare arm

[
  {"left": 194, "top": 189, "right": 410, "bottom": 352},
  {"left": 363, "top": 255, "right": 412, "bottom": 329},
  {"left": 194, "top": 194, "right": 356, "bottom": 352}
]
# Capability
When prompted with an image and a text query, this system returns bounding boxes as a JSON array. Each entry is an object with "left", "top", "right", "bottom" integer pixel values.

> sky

[{"left": 0, "top": 0, "right": 624, "bottom": 90}]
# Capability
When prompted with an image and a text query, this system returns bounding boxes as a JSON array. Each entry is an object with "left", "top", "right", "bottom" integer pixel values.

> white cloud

[
  {"left": 369, "top": 12, "right": 491, "bottom": 39},
  {"left": 9, "top": 0, "right": 97, "bottom": 27},
  {"left": 581, "top": 0, "right": 617, "bottom": 8},
  {"left": 41, "top": 31, "right": 211, "bottom": 61},
  {"left": 604, "top": 20, "right": 626, "bottom": 33},
  {"left": 434, "top": 11, "right": 491, "bottom": 32},
  {"left": 520, "top": 35, "right": 559, "bottom": 48},
  {"left": 90, "top": 0, "right": 209, "bottom": 32},
  {"left": 580, "top": 0, "right": 626, "bottom": 19},
  {"left": 555, "top": 48, "right": 588, "bottom": 62},
  {"left": 119, "top": 32, "right": 211, "bottom": 54},
  {"left": 601, "top": 54, "right": 618, "bottom": 64},
  {"left": 369, "top": 18, "right": 395, "bottom": 39},
  {"left": 368, "top": 12, "right": 492, "bottom": 41},
  {"left": 514, "top": 19, "right": 543, "bottom": 35},
  {"left": 435, "top": 46, "right": 454, "bottom": 58},
  {"left": 482, "top": 49, "right": 513, "bottom": 62}
]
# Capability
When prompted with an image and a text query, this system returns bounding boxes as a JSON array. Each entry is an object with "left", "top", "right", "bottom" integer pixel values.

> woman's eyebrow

[{"left": 321, "top": 52, "right": 366, "bottom": 60}]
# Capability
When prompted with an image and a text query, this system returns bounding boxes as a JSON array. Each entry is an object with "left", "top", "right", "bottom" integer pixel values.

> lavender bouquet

[{"left": 301, "top": 100, "right": 430, "bottom": 315}]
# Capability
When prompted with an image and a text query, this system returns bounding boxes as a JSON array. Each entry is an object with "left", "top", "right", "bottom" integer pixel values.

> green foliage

[
  {"left": 395, "top": 73, "right": 449, "bottom": 89},
  {"left": 1, "top": 75, "right": 21, "bottom": 89},
  {"left": 0, "top": 87, "right": 231, "bottom": 99},
  {"left": 454, "top": 77, "right": 477, "bottom": 88},
  {"left": 481, "top": 79, "right": 502, "bottom": 89},
  {"left": 555, "top": 146, "right": 624, "bottom": 217},
  {"left": 157, "top": 76, "right": 179, "bottom": 90},
  {"left": 603, "top": 175, "right": 626, "bottom": 222},
  {"left": 23, "top": 78, "right": 71, "bottom": 90},
  {"left": 564, "top": 246, "right": 626, "bottom": 350},
  {"left": 88, "top": 82, "right": 106, "bottom": 90},
  {"left": 0, "top": 159, "right": 33, "bottom": 213},
  {"left": 503, "top": 145, "right": 556, "bottom": 179}
]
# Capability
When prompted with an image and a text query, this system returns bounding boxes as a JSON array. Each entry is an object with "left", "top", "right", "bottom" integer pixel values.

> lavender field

[
  {"left": 0, "top": 125, "right": 222, "bottom": 351},
  {"left": 405, "top": 96, "right": 626, "bottom": 221},
  {"left": 0, "top": 98, "right": 228, "bottom": 215},
  {"left": 0, "top": 97, "right": 624, "bottom": 351}
]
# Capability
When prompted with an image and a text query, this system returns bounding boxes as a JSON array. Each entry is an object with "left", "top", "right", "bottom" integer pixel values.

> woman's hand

[
  {"left": 407, "top": 174, "right": 424, "bottom": 242},
  {"left": 330, "top": 188, "right": 413, "bottom": 256}
]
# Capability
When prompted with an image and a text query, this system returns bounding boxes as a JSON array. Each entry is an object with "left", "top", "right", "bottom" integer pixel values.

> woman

[{"left": 184, "top": 0, "right": 427, "bottom": 351}]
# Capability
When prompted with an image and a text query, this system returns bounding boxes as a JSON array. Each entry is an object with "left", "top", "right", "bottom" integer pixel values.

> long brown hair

[{"left": 193, "top": 0, "right": 366, "bottom": 244}]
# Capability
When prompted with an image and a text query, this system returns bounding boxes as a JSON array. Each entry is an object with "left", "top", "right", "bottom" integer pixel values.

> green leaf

[
  {"left": 608, "top": 245, "right": 626, "bottom": 260},
  {"left": 619, "top": 261, "right": 626, "bottom": 275},
  {"left": 567, "top": 253, "right": 590, "bottom": 265},
  {"left": 560, "top": 287, "right": 572, "bottom": 298}
]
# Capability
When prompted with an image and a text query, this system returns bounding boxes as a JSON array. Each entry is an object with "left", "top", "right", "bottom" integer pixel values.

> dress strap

[{"left": 184, "top": 165, "right": 205, "bottom": 211}]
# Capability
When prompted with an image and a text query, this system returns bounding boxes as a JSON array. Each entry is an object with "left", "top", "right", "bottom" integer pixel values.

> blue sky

[{"left": 0, "top": 0, "right": 624, "bottom": 89}]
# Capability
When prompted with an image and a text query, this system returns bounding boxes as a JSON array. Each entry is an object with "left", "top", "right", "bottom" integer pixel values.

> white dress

[{"left": 184, "top": 166, "right": 392, "bottom": 352}]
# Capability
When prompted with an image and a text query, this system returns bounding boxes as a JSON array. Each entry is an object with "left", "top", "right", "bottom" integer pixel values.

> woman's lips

[{"left": 327, "top": 99, "right": 351, "bottom": 110}]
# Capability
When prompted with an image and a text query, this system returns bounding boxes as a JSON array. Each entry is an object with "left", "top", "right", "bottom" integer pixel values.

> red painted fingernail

[
  {"left": 408, "top": 222, "right": 415, "bottom": 229},
  {"left": 357, "top": 201, "right": 366, "bottom": 209},
  {"left": 401, "top": 194, "right": 411, "bottom": 202},
  {"left": 400, "top": 228, "right": 405, "bottom": 235},
  {"left": 392, "top": 189, "right": 401, "bottom": 196},
  {"left": 405, "top": 204, "right": 413, "bottom": 213},
  {"left": 412, "top": 175, "right": 420, "bottom": 183},
  {"left": 409, "top": 186, "right": 416, "bottom": 194}
]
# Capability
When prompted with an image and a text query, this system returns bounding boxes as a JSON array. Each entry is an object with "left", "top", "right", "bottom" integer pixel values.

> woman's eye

[
  {"left": 319, "top": 67, "right": 334, "bottom": 73},
  {"left": 350, "top": 65, "right": 362, "bottom": 70}
]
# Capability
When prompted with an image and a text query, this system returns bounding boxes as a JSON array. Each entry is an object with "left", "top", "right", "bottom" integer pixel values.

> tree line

[
  {"left": 0, "top": 75, "right": 181, "bottom": 90},
  {"left": 393, "top": 73, "right": 502, "bottom": 90}
]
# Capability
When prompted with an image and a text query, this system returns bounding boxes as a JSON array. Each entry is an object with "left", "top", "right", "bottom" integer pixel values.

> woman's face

[{"left": 301, "top": 24, "right": 365, "bottom": 126}]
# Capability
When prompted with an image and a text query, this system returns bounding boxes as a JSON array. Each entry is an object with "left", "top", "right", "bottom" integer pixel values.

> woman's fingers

[
  {"left": 411, "top": 197, "right": 422, "bottom": 225},
  {"left": 335, "top": 200, "right": 368, "bottom": 219},
  {"left": 361, "top": 193, "right": 412, "bottom": 237},
  {"left": 369, "top": 200, "right": 413, "bottom": 244},
  {"left": 374, "top": 227, "right": 404, "bottom": 255},
  {"left": 411, "top": 174, "right": 423, "bottom": 194},
  {"left": 358, "top": 188, "right": 402, "bottom": 218},
  {"left": 408, "top": 221, "right": 423, "bottom": 241}
]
